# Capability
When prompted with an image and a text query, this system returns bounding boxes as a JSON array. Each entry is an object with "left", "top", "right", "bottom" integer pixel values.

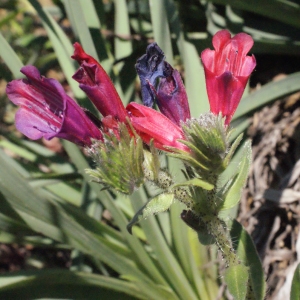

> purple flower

[
  {"left": 136, "top": 43, "right": 190, "bottom": 126},
  {"left": 6, "top": 66, "right": 103, "bottom": 146},
  {"left": 135, "top": 43, "right": 167, "bottom": 107},
  {"left": 149, "top": 65, "right": 191, "bottom": 126}
]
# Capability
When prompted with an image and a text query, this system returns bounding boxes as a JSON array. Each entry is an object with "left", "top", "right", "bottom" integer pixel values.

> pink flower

[
  {"left": 201, "top": 30, "right": 256, "bottom": 125},
  {"left": 126, "top": 103, "right": 189, "bottom": 152},
  {"left": 6, "top": 66, "right": 103, "bottom": 146}
]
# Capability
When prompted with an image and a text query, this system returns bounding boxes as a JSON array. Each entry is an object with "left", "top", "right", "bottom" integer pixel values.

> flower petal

[
  {"left": 6, "top": 66, "right": 103, "bottom": 146},
  {"left": 72, "top": 43, "right": 127, "bottom": 122},
  {"left": 201, "top": 30, "right": 256, "bottom": 124},
  {"left": 126, "top": 103, "right": 189, "bottom": 152},
  {"left": 155, "top": 67, "right": 191, "bottom": 125}
]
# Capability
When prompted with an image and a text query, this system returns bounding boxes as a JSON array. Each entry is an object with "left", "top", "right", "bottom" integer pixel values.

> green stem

[{"left": 205, "top": 216, "right": 239, "bottom": 268}]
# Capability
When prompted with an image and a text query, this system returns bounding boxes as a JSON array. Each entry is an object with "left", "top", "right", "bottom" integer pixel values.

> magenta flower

[
  {"left": 135, "top": 43, "right": 190, "bottom": 126},
  {"left": 72, "top": 43, "right": 127, "bottom": 122},
  {"left": 126, "top": 103, "right": 189, "bottom": 152},
  {"left": 201, "top": 30, "right": 256, "bottom": 125},
  {"left": 6, "top": 66, "right": 103, "bottom": 146}
]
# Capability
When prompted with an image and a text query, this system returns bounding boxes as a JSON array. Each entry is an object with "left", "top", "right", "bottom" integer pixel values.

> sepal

[
  {"left": 86, "top": 123, "right": 144, "bottom": 194},
  {"left": 168, "top": 113, "right": 230, "bottom": 180},
  {"left": 142, "top": 140, "right": 161, "bottom": 182}
]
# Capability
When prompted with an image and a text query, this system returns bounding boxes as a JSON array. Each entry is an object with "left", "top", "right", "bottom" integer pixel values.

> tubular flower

[
  {"left": 72, "top": 42, "right": 127, "bottom": 122},
  {"left": 136, "top": 43, "right": 190, "bottom": 126},
  {"left": 6, "top": 66, "right": 103, "bottom": 146},
  {"left": 126, "top": 102, "right": 189, "bottom": 152},
  {"left": 201, "top": 30, "right": 256, "bottom": 125}
]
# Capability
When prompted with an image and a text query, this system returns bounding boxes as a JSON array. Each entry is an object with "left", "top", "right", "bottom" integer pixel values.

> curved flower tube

[
  {"left": 72, "top": 43, "right": 127, "bottom": 122},
  {"left": 126, "top": 102, "right": 189, "bottom": 152},
  {"left": 6, "top": 66, "right": 103, "bottom": 146},
  {"left": 201, "top": 30, "right": 256, "bottom": 125}
]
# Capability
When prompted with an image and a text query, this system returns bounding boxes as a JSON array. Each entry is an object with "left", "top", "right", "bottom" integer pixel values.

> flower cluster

[{"left": 6, "top": 29, "right": 255, "bottom": 196}]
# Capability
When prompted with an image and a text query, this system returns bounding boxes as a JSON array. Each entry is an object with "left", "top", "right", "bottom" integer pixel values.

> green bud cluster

[
  {"left": 168, "top": 113, "right": 233, "bottom": 184},
  {"left": 86, "top": 123, "right": 144, "bottom": 195}
]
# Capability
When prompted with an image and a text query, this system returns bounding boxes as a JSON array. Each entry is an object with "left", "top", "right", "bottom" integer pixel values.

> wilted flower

[
  {"left": 201, "top": 30, "right": 256, "bottom": 124},
  {"left": 135, "top": 43, "right": 166, "bottom": 107},
  {"left": 136, "top": 43, "right": 190, "bottom": 126},
  {"left": 6, "top": 66, "right": 103, "bottom": 146}
]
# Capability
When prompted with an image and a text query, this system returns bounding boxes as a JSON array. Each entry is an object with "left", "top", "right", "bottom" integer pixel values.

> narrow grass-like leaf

[
  {"left": 0, "top": 270, "right": 143, "bottom": 300},
  {"left": 28, "top": 0, "right": 85, "bottom": 98},
  {"left": 234, "top": 72, "right": 300, "bottom": 120},
  {"left": 62, "top": 141, "right": 168, "bottom": 286},
  {"left": 114, "top": 0, "right": 132, "bottom": 60},
  {"left": 131, "top": 188, "right": 199, "bottom": 300},
  {"left": 208, "top": 0, "right": 300, "bottom": 29},
  {"left": 149, "top": 0, "right": 173, "bottom": 59},
  {"left": 0, "top": 31, "right": 24, "bottom": 78}
]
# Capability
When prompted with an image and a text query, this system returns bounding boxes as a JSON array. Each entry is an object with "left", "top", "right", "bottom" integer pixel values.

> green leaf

[
  {"left": 208, "top": 0, "right": 300, "bottom": 29},
  {"left": 172, "top": 178, "right": 214, "bottom": 190},
  {"left": 0, "top": 31, "right": 24, "bottom": 78},
  {"left": 221, "top": 140, "right": 252, "bottom": 210},
  {"left": 234, "top": 72, "right": 300, "bottom": 120},
  {"left": 130, "top": 189, "right": 199, "bottom": 300},
  {"left": 149, "top": 0, "right": 173, "bottom": 59},
  {"left": 0, "top": 270, "right": 142, "bottom": 300},
  {"left": 223, "top": 133, "right": 243, "bottom": 167},
  {"left": 230, "top": 220, "right": 266, "bottom": 300},
  {"left": 127, "top": 193, "right": 174, "bottom": 234},
  {"left": 224, "top": 264, "right": 248, "bottom": 300},
  {"left": 114, "top": 0, "right": 132, "bottom": 60},
  {"left": 28, "top": 0, "right": 85, "bottom": 98},
  {"left": 291, "top": 263, "right": 300, "bottom": 300},
  {"left": 62, "top": 142, "right": 168, "bottom": 288}
]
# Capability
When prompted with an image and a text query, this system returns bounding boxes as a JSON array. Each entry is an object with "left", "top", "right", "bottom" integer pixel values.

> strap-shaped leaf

[
  {"left": 127, "top": 194, "right": 174, "bottom": 234},
  {"left": 220, "top": 140, "right": 252, "bottom": 210}
]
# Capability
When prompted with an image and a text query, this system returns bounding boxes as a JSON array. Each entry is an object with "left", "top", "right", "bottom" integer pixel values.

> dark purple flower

[
  {"left": 135, "top": 43, "right": 168, "bottom": 107},
  {"left": 6, "top": 66, "right": 103, "bottom": 146},
  {"left": 149, "top": 65, "right": 191, "bottom": 126},
  {"left": 136, "top": 43, "right": 190, "bottom": 126}
]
